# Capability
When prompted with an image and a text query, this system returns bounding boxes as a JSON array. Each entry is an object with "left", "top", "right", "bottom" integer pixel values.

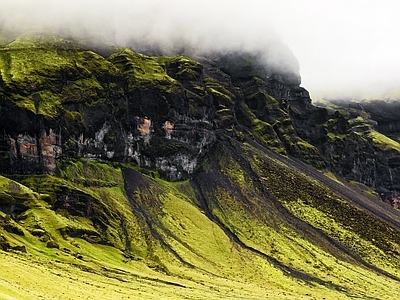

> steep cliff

[
  {"left": 0, "top": 34, "right": 323, "bottom": 180},
  {"left": 313, "top": 98, "right": 400, "bottom": 208},
  {"left": 1, "top": 34, "right": 400, "bottom": 299}
]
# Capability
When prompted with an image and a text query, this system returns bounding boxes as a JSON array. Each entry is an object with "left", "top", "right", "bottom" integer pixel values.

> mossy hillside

[
  {"left": 203, "top": 77, "right": 235, "bottom": 106},
  {"left": 239, "top": 84, "right": 322, "bottom": 165},
  {"left": 107, "top": 49, "right": 219, "bottom": 126},
  {"left": 203, "top": 76, "right": 237, "bottom": 127},
  {"left": 103, "top": 168, "right": 324, "bottom": 296},
  {"left": 314, "top": 99, "right": 356, "bottom": 119},
  {"left": 159, "top": 55, "right": 216, "bottom": 120},
  {"left": 246, "top": 90, "right": 287, "bottom": 122},
  {"left": 159, "top": 194, "right": 350, "bottom": 299},
  {"left": 58, "top": 159, "right": 123, "bottom": 187},
  {"left": 208, "top": 143, "right": 330, "bottom": 256},
  {"left": 2, "top": 174, "right": 170, "bottom": 291},
  {"left": 236, "top": 102, "right": 287, "bottom": 153},
  {"left": 324, "top": 118, "right": 348, "bottom": 141},
  {"left": 0, "top": 175, "right": 38, "bottom": 203},
  {"left": 245, "top": 143, "right": 400, "bottom": 272},
  {"left": 157, "top": 55, "right": 203, "bottom": 84},
  {"left": 323, "top": 113, "right": 400, "bottom": 181},
  {"left": 122, "top": 171, "right": 381, "bottom": 299},
  {"left": 368, "top": 130, "right": 400, "bottom": 152},
  {"left": 284, "top": 198, "right": 400, "bottom": 275},
  {"left": 0, "top": 34, "right": 122, "bottom": 120},
  {"left": 192, "top": 141, "right": 400, "bottom": 298},
  {"left": 0, "top": 250, "right": 348, "bottom": 300},
  {"left": 108, "top": 48, "right": 188, "bottom": 119},
  {"left": 2, "top": 155, "right": 400, "bottom": 298},
  {"left": 292, "top": 139, "right": 325, "bottom": 169},
  {"left": 15, "top": 162, "right": 152, "bottom": 258},
  {"left": 2, "top": 35, "right": 400, "bottom": 298},
  {"left": 321, "top": 105, "right": 400, "bottom": 152},
  {"left": 155, "top": 180, "right": 260, "bottom": 280},
  {"left": 108, "top": 48, "right": 178, "bottom": 87},
  {"left": 3, "top": 175, "right": 106, "bottom": 247},
  {"left": 155, "top": 187, "right": 252, "bottom": 277}
]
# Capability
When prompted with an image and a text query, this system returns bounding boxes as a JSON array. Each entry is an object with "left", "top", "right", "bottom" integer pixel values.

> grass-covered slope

[{"left": 1, "top": 136, "right": 400, "bottom": 299}]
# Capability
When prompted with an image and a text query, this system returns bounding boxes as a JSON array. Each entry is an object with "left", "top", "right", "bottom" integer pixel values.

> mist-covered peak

[
  {"left": 205, "top": 48, "right": 300, "bottom": 86},
  {"left": 0, "top": 1, "right": 302, "bottom": 89}
]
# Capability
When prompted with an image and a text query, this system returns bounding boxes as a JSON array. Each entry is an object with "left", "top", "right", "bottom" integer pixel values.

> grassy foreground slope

[{"left": 1, "top": 136, "right": 400, "bottom": 299}]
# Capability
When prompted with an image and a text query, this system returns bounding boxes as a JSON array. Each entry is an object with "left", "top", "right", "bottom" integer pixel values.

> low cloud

[
  {"left": 0, "top": 0, "right": 299, "bottom": 79},
  {"left": 2, "top": 0, "right": 400, "bottom": 100},
  {"left": 0, "top": 1, "right": 284, "bottom": 54}
]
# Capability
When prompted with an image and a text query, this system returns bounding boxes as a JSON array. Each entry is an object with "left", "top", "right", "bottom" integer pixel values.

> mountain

[
  {"left": 1, "top": 34, "right": 400, "bottom": 299},
  {"left": 314, "top": 97, "right": 400, "bottom": 208}
]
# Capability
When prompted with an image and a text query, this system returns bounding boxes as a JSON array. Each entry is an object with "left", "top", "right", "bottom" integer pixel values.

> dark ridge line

[
  {"left": 151, "top": 217, "right": 218, "bottom": 268},
  {"left": 190, "top": 176, "right": 350, "bottom": 293},
  {"left": 122, "top": 168, "right": 230, "bottom": 280},
  {"left": 122, "top": 168, "right": 196, "bottom": 270},
  {"left": 119, "top": 219, "right": 131, "bottom": 253}
]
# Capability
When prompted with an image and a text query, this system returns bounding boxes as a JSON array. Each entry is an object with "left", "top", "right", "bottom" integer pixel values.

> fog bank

[{"left": 2, "top": 0, "right": 400, "bottom": 100}]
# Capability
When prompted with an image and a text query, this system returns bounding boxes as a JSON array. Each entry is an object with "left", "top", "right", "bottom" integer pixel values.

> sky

[{"left": 1, "top": 0, "right": 400, "bottom": 100}]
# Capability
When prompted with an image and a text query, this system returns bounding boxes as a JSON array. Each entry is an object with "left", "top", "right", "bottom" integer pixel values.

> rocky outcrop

[
  {"left": 2, "top": 34, "right": 400, "bottom": 206},
  {"left": 0, "top": 34, "right": 319, "bottom": 181},
  {"left": 0, "top": 39, "right": 220, "bottom": 180},
  {"left": 311, "top": 99, "right": 400, "bottom": 208}
]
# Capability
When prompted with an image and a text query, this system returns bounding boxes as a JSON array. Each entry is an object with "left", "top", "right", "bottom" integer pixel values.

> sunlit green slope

[{"left": 1, "top": 135, "right": 400, "bottom": 299}]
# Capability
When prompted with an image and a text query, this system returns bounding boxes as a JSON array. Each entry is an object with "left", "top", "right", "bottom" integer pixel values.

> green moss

[
  {"left": 2, "top": 153, "right": 400, "bottom": 299},
  {"left": 0, "top": 35, "right": 120, "bottom": 119},
  {"left": 327, "top": 132, "right": 347, "bottom": 140},
  {"left": 243, "top": 107, "right": 286, "bottom": 153},
  {"left": 283, "top": 198, "right": 399, "bottom": 274},
  {"left": 204, "top": 77, "right": 235, "bottom": 104},
  {"left": 109, "top": 48, "right": 172, "bottom": 83},
  {"left": 59, "top": 159, "right": 122, "bottom": 187},
  {"left": 368, "top": 130, "right": 400, "bottom": 152},
  {"left": 12, "top": 166, "right": 151, "bottom": 257},
  {"left": 157, "top": 55, "right": 203, "bottom": 83},
  {"left": 219, "top": 156, "right": 249, "bottom": 190},
  {"left": 0, "top": 191, "right": 15, "bottom": 206},
  {"left": 296, "top": 140, "right": 314, "bottom": 150},
  {"left": 246, "top": 143, "right": 400, "bottom": 271},
  {"left": 0, "top": 175, "right": 39, "bottom": 202},
  {"left": 348, "top": 116, "right": 365, "bottom": 125}
]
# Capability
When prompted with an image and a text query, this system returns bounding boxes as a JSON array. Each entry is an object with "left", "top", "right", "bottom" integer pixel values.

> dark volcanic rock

[
  {"left": 0, "top": 34, "right": 316, "bottom": 180},
  {"left": 2, "top": 34, "right": 400, "bottom": 206}
]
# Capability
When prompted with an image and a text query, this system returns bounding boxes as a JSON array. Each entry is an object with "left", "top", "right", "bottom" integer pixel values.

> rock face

[
  {"left": 312, "top": 99, "right": 400, "bottom": 208},
  {"left": 1, "top": 34, "right": 400, "bottom": 205},
  {"left": 0, "top": 38, "right": 219, "bottom": 180},
  {"left": 0, "top": 34, "right": 316, "bottom": 180}
]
